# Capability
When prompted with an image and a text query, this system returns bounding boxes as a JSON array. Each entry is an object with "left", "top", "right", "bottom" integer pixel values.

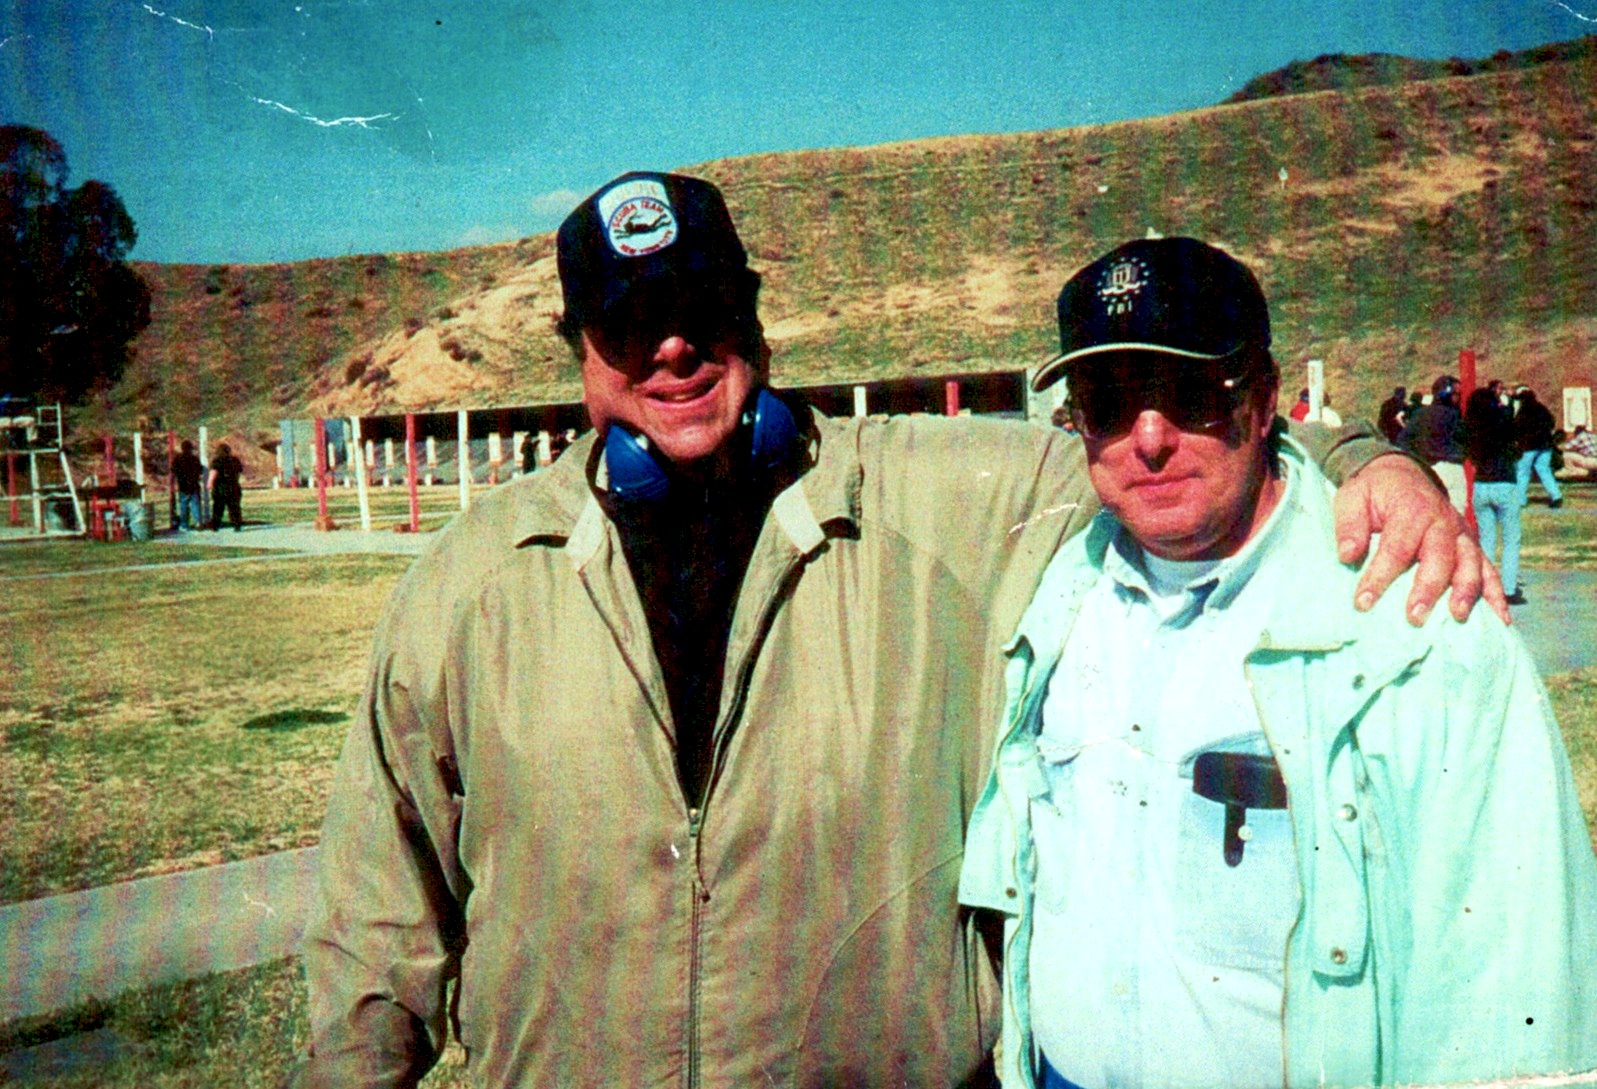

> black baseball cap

[
  {"left": 557, "top": 171, "right": 753, "bottom": 330},
  {"left": 1032, "top": 237, "right": 1271, "bottom": 392}
]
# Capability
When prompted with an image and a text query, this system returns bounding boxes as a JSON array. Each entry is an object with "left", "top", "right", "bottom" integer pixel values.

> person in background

[
  {"left": 1513, "top": 385, "right": 1564, "bottom": 509},
  {"left": 1290, "top": 387, "right": 1340, "bottom": 427},
  {"left": 1562, "top": 424, "right": 1597, "bottom": 479},
  {"left": 1466, "top": 385, "right": 1526, "bottom": 605},
  {"left": 171, "top": 439, "right": 204, "bottom": 531},
  {"left": 1377, "top": 385, "right": 1407, "bottom": 442},
  {"left": 1398, "top": 374, "right": 1466, "bottom": 510},
  {"left": 961, "top": 238, "right": 1597, "bottom": 1089},
  {"left": 207, "top": 442, "right": 244, "bottom": 531}
]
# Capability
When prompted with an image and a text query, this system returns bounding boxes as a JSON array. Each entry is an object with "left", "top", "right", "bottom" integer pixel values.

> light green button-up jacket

[{"left": 959, "top": 443, "right": 1597, "bottom": 1089}]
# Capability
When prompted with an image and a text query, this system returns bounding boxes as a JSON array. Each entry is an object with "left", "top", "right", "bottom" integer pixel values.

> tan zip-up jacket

[{"left": 296, "top": 412, "right": 1381, "bottom": 1089}]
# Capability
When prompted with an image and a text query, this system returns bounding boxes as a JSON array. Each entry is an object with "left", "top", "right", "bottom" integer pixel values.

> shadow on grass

[
  {"left": 0, "top": 958, "right": 471, "bottom": 1088},
  {"left": 239, "top": 709, "right": 349, "bottom": 733},
  {"left": 0, "top": 959, "right": 308, "bottom": 1088}
]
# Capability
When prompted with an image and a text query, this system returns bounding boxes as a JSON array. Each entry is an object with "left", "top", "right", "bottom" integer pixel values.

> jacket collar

[
  {"left": 1006, "top": 507, "right": 1114, "bottom": 665},
  {"left": 1006, "top": 437, "right": 1437, "bottom": 684},
  {"left": 1243, "top": 442, "right": 1436, "bottom": 682},
  {"left": 508, "top": 431, "right": 601, "bottom": 548},
  {"left": 508, "top": 415, "right": 864, "bottom": 560}
]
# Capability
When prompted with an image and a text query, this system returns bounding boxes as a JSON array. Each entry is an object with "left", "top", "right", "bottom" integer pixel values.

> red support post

[
  {"left": 944, "top": 379, "right": 961, "bottom": 417},
  {"left": 313, "top": 417, "right": 332, "bottom": 530},
  {"left": 405, "top": 413, "right": 421, "bottom": 534}
]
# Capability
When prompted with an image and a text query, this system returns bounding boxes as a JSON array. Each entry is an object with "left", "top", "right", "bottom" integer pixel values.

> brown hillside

[
  {"left": 1225, "top": 35, "right": 1597, "bottom": 103},
  {"left": 114, "top": 40, "right": 1597, "bottom": 450}
]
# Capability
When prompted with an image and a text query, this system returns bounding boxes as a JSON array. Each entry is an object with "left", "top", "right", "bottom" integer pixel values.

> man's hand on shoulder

[{"left": 1333, "top": 453, "right": 1511, "bottom": 627}]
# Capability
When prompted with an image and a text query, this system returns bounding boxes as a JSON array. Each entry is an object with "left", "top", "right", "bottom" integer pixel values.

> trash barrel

[
  {"left": 43, "top": 496, "right": 76, "bottom": 533},
  {"left": 122, "top": 500, "right": 152, "bottom": 541}
]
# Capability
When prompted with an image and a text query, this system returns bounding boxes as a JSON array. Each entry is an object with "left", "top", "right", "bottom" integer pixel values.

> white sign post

[
  {"left": 1306, "top": 359, "right": 1325, "bottom": 421},
  {"left": 350, "top": 417, "right": 372, "bottom": 531}
]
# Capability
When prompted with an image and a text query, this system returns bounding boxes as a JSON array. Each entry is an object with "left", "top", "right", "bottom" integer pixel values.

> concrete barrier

[{"left": 0, "top": 847, "right": 319, "bottom": 1023}]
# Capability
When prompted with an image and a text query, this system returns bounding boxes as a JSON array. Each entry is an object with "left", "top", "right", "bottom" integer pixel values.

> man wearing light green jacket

[{"left": 959, "top": 237, "right": 1597, "bottom": 1089}]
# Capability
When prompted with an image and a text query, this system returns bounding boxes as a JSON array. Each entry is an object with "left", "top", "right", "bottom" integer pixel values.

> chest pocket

[
  {"left": 1174, "top": 745, "right": 1302, "bottom": 971},
  {"left": 1029, "top": 737, "right": 1084, "bottom": 916}
]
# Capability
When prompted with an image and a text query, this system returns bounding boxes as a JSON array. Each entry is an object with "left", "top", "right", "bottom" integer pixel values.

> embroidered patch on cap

[
  {"left": 1097, "top": 255, "right": 1149, "bottom": 317},
  {"left": 597, "top": 178, "right": 678, "bottom": 258}
]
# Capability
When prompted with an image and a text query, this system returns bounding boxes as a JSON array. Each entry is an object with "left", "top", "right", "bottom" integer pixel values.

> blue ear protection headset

[{"left": 605, "top": 388, "right": 800, "bottom": 503}]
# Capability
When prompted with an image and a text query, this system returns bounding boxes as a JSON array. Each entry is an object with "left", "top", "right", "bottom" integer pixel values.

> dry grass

[
  {"left": 4, "top": 658, "right": 1593, "bottom": 1087},
  {"left": 1553, "top": 669, "right": 1597, "bottom": 848},
  {"left": 0, "top": 531, "right": 1592, "bottom": 1081},
  {"left": 1518, "top": 484, "right": 1597, "bottom": 570},
  {"left": 0, "top": 959, "right": 469, "bottom": 1088},
  {"left": 0, "top": 548, "right": 412, "bottom": 903}
]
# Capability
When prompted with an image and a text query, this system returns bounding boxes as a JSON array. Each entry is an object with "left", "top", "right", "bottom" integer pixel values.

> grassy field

[
  {"left": 5, "top": 666, "right": 1590, "bottom": 1088},
  {"left": 0, "top": 541, "right": 413, "bottom": 903},
  {"left": 4, "top": 664, "right": 1595, "bottom": 1086},
  {"left": 1, "top": 480, "right": 1594, "bottom": 1083},
  {"left": 0, "top": 959, "right": 473, "bottom": 1089},
  {"left": 1519, "top": 483, "right": 1597, "bottom": 569}
]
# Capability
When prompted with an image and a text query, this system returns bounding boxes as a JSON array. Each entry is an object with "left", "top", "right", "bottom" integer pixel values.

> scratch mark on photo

[
  {"left": 243, "top": 892, "right": 278, "bottom": 917},
  {"left": 141, "top": 3, "right": 215, "bottom": 39},
  {"left": 1008, "top": 503, "right": 1082, "bottom": 537},
  {"left": 248, "top": 96, "right": 399, "bottom": 129}
]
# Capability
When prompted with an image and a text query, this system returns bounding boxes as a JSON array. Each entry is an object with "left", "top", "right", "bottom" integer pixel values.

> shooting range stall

[{"left": 1, "top": 399, "right": 85, "bottom": 540}]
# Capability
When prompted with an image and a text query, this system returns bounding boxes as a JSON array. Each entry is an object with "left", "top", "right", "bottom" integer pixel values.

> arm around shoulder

[{"left": 1284, "top": 414, "right": 1391, "bottom": 486}]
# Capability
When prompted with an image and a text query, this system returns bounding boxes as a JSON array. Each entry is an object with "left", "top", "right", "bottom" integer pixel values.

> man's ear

[
  {"left": 750, "top": 323, "right": 772, "bottom": 380},
  {"left": 1257, "top": 375, "right": 1281, "bottom": 434}
]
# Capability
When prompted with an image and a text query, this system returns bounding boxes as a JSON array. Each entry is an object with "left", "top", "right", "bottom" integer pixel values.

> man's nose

[
  {"left": 1131, "top": 409, "right": 1180, "bottom": 463},
  {"left": 653, "top": 334, "right": 698, "bottom": 374}
]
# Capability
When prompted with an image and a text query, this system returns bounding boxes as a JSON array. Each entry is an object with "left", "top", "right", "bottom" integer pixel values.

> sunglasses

[
  {"left": 591, "top": 282, "right": 760, "bottom": 363},
  {"left": 1066, "top": 362, "right": 1256, "bottom": 440}
]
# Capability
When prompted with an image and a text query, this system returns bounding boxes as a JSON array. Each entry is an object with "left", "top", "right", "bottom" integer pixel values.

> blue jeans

[
  {"left": 1042, "top": 1057, "right": 1088, "bottom": 1089},
  {"left": 177, "top": 491, "right": 202, "bottom": 530},
  {"left": 1516, "top": 449, "right": 1562, "bottom": 506},
  {"left": 1474, "top": 481, "right": 1522, "bottom": 593}
]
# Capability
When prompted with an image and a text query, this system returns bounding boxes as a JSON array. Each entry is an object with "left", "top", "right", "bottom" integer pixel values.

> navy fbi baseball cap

[
  {"left": 557, "top": 171, "right": 753, "bottom": 330},
  {"left": 1032, "top": 237, "right": 1271, "bottom": 392}
]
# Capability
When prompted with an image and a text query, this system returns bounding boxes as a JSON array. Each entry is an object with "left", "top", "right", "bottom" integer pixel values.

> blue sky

[{"left": 2, "top": 0, "right": 1591, "bottom": 264}]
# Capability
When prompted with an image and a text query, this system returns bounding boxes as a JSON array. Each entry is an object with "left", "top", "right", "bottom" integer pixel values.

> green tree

[{"left": 0, "top": 124, "right": 150, "bottom": 405}]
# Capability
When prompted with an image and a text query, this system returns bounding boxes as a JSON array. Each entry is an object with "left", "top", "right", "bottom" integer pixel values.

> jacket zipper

[
  {"left": 687, "top": 805, "right": 706, "bottom": 1089},
  {"left": 683, "top": 560, "right": 802, "bottom": 1086}
]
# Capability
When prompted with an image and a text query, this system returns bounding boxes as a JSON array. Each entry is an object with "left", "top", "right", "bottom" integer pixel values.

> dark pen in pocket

[{"left": 1192, "top": 751, "right": 1288, "bottom": 867}]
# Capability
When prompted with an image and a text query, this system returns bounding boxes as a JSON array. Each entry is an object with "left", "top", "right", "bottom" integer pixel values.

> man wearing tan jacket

[{"left": 294, "top": 172, "right": 1492, "bottom": 1088}]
